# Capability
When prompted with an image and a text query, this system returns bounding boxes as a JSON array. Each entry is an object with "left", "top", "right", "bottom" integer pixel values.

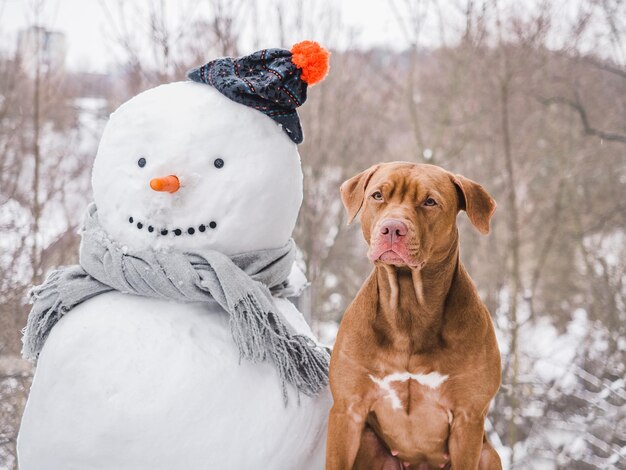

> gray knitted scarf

[{"left": 22, "top": 204, "right": 329, "bottom": 403}]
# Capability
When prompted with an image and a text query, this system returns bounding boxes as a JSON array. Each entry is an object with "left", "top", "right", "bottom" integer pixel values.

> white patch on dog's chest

[{"left": 369, "top": 371, "right": 449, "bottom": 410}]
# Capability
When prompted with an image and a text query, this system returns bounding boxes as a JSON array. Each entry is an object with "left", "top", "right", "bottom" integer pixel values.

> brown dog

[{"left": 326, "top": 162, "right": 502, "bottom": 470}]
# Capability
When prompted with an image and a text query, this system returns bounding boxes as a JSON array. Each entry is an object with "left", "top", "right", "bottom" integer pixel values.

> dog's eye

[
  {"left": 424, "top": 197, "right": 437, "bottom": 206},
  {"left": 137, "top": 157, "right": 146, "bottom": 168},
  {"left": 371, "top": 191, "right": 383, "bottom": 201}
]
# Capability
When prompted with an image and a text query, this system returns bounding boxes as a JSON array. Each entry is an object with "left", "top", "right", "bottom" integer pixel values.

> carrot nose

[{"left": 150, "top": 175, "right": 180, "bottom": 193}]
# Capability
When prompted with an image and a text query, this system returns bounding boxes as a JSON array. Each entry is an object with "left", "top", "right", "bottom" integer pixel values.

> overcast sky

[
  {"left": 0, "top": 0, "right": 420, "bottom": 73},
  {"left": 1, "top": 0, "right": 615, "bottom": 73}
]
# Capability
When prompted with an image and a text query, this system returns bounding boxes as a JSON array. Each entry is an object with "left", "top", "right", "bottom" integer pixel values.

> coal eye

[
  {"left": 137, "top": 157, "right": 146, "bottom": 168},
  {"left": 214, "top": 158, "right": 224, "bottom": 169},
  {"left": 424, "top": 197, "right": 437, "bottom": 206},
  {"left": 372, "top": 191, "right": 383, "bottom": 201}
]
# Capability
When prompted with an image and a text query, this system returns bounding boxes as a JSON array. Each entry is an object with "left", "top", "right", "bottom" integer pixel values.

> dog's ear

[
  {"left": 452, "top": 174, "right": 496, "bottom": 235},
  {"left": 340, "top": 164, "right": 380, "bottom": 224}
]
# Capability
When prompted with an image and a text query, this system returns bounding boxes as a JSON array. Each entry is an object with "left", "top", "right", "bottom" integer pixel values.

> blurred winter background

[{"left": 0, "top": 0, "right": 624, "bottom": 468}]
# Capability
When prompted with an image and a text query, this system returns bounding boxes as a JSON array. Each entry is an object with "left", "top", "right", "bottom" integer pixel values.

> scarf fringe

[
  {"left": 22, "top": 270, "right": 66, "bottom": 361},
  {"left": 230, "top": 294, "right": 329, "bottom": 404}
]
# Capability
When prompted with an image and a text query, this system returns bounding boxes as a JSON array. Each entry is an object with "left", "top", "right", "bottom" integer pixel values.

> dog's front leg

[
  {"left": 448, "top": 411, "right": 485, "bottom": 470},
  {"left": 326, "top": 402, "right": 369, "bottom": 470}
]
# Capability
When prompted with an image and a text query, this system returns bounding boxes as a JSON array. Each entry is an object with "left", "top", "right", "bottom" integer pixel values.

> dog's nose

[{"left": 379, "top": 219, "right": 408, "bottom": 238}]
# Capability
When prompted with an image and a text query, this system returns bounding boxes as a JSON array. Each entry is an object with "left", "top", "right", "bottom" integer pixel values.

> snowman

[{"left": 18, "top": 41, "right": 332, "bottom": 469}]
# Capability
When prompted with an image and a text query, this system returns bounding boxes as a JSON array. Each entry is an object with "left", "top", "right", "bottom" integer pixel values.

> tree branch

[
  {"left": 581, "top": 56, "right": 626, "bottom": 80},
  {"left": 540, "top": 96, "right": 626, "bottom": 144}
]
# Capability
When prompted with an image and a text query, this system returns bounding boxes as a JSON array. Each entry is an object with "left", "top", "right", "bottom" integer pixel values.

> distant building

[{"left": 17, "top": 26, "right": 67, "bottom": 75}]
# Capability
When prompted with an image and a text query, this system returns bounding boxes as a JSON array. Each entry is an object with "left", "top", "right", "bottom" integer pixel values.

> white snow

[
  {"left": 522, "top": 309, "right": 588, "bottom": 387},
  {"left": 317, "top": 320, "right": 340, "bottom": 347}
]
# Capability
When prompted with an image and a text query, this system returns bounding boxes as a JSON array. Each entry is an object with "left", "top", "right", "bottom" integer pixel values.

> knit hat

[{"left": 187, "top": 41, "right": 330, "bottom": 144}]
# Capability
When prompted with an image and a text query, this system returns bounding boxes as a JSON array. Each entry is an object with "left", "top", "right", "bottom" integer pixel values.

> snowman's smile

[{"left": 127, "top": 215, "right": 217, "bottom": 236}]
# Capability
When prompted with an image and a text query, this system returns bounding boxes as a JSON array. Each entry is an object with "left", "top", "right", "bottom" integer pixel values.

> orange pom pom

[{"left": 290, "top": 40, "right": 330, "bottom": 86}]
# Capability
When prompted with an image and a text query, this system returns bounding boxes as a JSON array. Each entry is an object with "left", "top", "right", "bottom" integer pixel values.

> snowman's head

[{"left": 92, "top": 81, "right": 303, "bottom": 255}]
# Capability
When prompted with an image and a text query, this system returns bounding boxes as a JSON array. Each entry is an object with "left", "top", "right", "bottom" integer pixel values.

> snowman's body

[
  {"left": 18, "top": 81, "right": 331, "bottom": 469},
  {"left": 19, "top": 293, "right": 329, "bottom": 470}
]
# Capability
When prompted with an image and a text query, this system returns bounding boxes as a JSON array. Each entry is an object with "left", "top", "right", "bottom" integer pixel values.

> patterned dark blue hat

[{"left": 187, "top": 41, "right": 330, "bottom": 144}]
